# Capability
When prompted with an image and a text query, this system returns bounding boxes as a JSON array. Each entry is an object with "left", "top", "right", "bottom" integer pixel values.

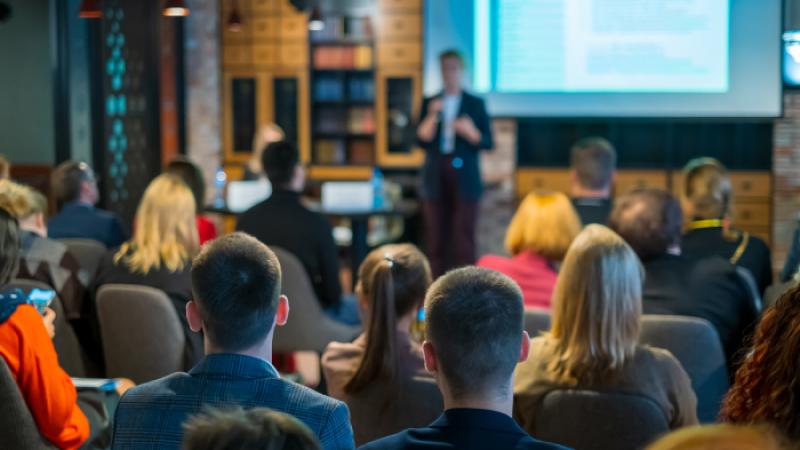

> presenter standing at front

[{"left": 417, "top": 50, "right": 494, "bottom": 277}]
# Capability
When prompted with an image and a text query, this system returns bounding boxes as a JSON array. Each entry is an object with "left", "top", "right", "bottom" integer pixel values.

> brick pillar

[
  {"left": 184, "top": 0, "right": 221, "bottom": 205},
  {"left": 773, "top": 92, "right": 800, "bottom": 273}
]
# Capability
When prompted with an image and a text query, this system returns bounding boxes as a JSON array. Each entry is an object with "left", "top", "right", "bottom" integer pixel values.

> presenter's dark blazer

[{"left": 418, "top": 91, "right": 494, "bottom": 201}]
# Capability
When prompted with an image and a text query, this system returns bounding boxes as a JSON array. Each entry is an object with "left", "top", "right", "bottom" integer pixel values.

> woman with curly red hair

[{"left": 721, "top": 282, "right": 800, "bottom": 440}]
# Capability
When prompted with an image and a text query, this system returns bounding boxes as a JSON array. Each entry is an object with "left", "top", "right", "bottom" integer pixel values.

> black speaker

[
  {"left": 288, "top": 0, "right": 308, "bottom": 12},
  {"left": 0, "top": 3, "right": 11, "bottom": 23}
]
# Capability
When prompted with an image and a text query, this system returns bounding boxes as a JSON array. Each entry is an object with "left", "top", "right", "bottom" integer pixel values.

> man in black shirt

[
  {"left": 569, "top": 137, "right": 616, "bottom": 225},
  {"left": 609, "top": 189, "right": 759, "bottom": 367},
  {"left": 237, "top": 141, "right": 357, "bottom": 324}
]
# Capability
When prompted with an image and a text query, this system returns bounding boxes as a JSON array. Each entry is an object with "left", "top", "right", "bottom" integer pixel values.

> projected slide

[{"left": 473, "top": 0, "right": 729, "bottom": 93}]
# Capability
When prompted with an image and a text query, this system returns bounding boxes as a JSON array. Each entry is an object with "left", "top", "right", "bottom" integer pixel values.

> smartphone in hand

[{"left": 27, "top": 289, "right": 56, "bottom": 315}]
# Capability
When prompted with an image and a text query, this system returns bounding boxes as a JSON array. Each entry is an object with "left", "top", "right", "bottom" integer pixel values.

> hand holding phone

[{"left": 28, "top": 288, "right": 56, "bottom": 315}]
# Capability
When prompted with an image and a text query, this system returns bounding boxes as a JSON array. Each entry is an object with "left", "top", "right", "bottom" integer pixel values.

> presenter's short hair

[
  {"left": 439, "top": 49, "right": 465, "bottom": 66},
  {"left": 425, "top": 266, "right": 524, "bottom": 397},
  {"left": 570, "top": 137, "right": 617, "bottom": 190},
  {"left": 191, "top": 232, "right": 282, "bottom": 352}
]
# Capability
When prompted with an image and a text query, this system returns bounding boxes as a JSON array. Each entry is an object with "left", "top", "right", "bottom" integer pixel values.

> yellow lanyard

[
  {"left": 688, "top": 219, "right": 724, "bottom": 230},
  {"left": 688, "top": 219, "right": 748, "bottom": 264}
]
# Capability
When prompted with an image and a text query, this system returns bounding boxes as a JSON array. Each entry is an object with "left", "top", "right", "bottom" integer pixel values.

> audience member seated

[
  {"left": 244, "top": 122, "right": 285, "bottom": 181},
  {"left": 477, "top": 192, "right": 581, "bottom": 309},
  {"left": 0, "top": 207, "right": 114, "bottom": 449},
  {"left": 0, "top": 179, "right": 87, "bottom": 320},
  {"left": 48, "top": 161, "right": 129, "bottom": 248},
  {"left": 237, "top": 141, "right": 358, "bottom": 325},
  {"left": 780, "top": 225, "right": 800, "bottom": 282},
  {"left": 680, "top": 157, "right": 772, "bottom": 294},
  {"left": 646, "top": 424, "right": 788, "bottom": 450},
  {"left": 514, "top": 225, "right": 698, "bottom": 433},
  {"left": 165, "top": 157, "right": 218, "bottom": 245},
  {"left": 182, "top": 406, "right": 321, "bottom": 450},
  {"left": 360, "top": 267, "right": 567, "bottom": 450},
  {"left": 608, "top": 189, "right": 758, "bottom": 365},
  {"left": 568, "top": 137, "right": 616, "bottom": 225},
  {"left": 323, "top": 244, "right": 440, "bottom": 445},
  {"left": 720, "top": 283, "right": 800, "bottom": 442},
  {"left": 93, "top": 174, "right": 203, "bottom": 369},
  {"left": 112, "top": 232, "right": 354, "bottom": 450}
]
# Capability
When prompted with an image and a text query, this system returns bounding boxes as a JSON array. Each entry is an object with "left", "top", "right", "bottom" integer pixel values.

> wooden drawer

[
  {"left": 252, "top": 44, "right": 279, "bottom": 66},
  {"left": 732, "top": 202, "right": 771, "bottom": 228},
  {"left": 378, "top": 15, "right": 421, "bottom": 40},
  {"left": 515, "top": 169, "right": 570, "bottom": 198},
  {"left": 614, "top": 170, "right": 668, "bottom": 196},
  {"left": 278, "top": 43, "right": 308, "bottom": 67},
  {"left": 730, "top": 171, "right": 771, "bottom": 199},
  {"left": 279, "top": 15, "right": 307, "bottom": 40},
  {"left": 250, "top": 0, "right": 279, "bottom": 14},
  {"left": 251, "top": 17, "right": 280, "bottom": 40},
  {"left": 743, "top": 226, "right": 771, "bottom": 245},
  {"left": 223, "top": 45, "right": 253, "bottom": 67},
  {"left": 377, "top": 43, "right": 421, "bottom": 67},
  {"left": 379, "top": 0, "right": 422, "bottom": 12},
  {"left": 222, "top": 20, "right": 251, "bottom": 43}
]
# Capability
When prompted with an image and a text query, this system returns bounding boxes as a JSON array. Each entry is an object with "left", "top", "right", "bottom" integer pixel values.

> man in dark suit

[
  {"left": 417, "top": 50, "right": 494, "bottom": 277},
  {"left": 359, "top": 267, "right": 567, "bottom": 450},
  {"left": 48, "top": 161, "right": 128, "bottom": 248},
  {"left": 237, "top": 141, "right": 357, "bottom": 324},
  {"left": 609, "top": 189, "right": 760, "bottom": 366},
  {"left": 568, "top": 137, "right": 616, "bottom": 225},
  {"left": 111, "top": 233, "right": 354, "bottom": 450}
]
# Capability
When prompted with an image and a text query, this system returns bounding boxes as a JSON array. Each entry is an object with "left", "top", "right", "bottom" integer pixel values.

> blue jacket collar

[
  {"left": 189, "top": 353, "right": 280, "bottom": 380},
  {"left": 0, "top": 289, "right": 27, "bottom": 325}
]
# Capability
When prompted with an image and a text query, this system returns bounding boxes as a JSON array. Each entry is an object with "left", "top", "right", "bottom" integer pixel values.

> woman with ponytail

[{"left": 322, "top": 243, "right": 442, "bottom": 445}]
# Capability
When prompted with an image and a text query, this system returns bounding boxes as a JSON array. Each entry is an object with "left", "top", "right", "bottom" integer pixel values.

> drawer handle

[{"left": 742, "top": 181, "right": 752, "bottom": 191}]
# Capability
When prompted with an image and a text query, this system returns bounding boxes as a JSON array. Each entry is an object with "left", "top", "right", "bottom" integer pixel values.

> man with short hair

[
  {"left": 360, "top": 267, "right": 567, "bottom": 450},
  {"left": 111, "top": 233, "right": 355, "bottom": 450},
  {"left": 569, "top": 137, "right": 616, "bottom": 225},
  {"left": 236, "top": 141, "right": 355, "bottom": 323},
  {"left": 48, "top": 161, "right": 128, "bottom": 248},
  {"left": 608, "top": 189, "right": 759, "bottom": 365}
]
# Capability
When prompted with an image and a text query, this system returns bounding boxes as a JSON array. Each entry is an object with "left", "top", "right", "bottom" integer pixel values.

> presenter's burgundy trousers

[{"left": 422, "top": 155, "right": 478, "bottom": 277}]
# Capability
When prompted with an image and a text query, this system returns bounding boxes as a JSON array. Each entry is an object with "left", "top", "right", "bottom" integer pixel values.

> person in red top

[
  {"left": 0, "top": 206, "right": 90, "bottom": 449},
  {"left": 477, "top": 192, "right": 582, "bottom": 310},
  {"left": 165, "top": 157, "right": 219, "bottom": 245}
]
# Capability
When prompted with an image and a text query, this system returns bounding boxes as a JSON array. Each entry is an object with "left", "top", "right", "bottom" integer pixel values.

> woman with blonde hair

[
  {"left": 513, "top": 225, "right": 697, "bottom": 436},
  {"left": 680, "top": 157, "right": 772, "bottom": 293},
  {"left": 93, "top": 174, "right": 203, "bottom": 368},
  {"left": 646, "top": 424, "right": 787, "bottom": 450},
  {"left": 477, "top": 191, "right": 581, "bottom": 309},
  {"left": 244, "top": 123, "right": 285, "bottom": 180}
]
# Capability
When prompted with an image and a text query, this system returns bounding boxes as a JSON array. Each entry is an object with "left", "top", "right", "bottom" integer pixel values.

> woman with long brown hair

[
  {"left": 321, "top": 243, "right": 441, "bottom": 445},
  {"left": 721, "top": 283, "right": 800, "bottom": 441}
]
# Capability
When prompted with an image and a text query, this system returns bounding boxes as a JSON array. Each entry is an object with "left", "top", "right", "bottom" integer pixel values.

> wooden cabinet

[
  {"left": 379, "top": 0, "right": 422, "bottom": 13},
  {"left": 377, "top": 15, "right": 422, "bottom": 40},
  {"left": 514, "top": 168, "right": 571, "bottom": 198},
  {"left": 377, "top": 43, "right": 422, "bottom": 67},
  {"left": 613, "top": 170, "right": 669, "bottom": 196},
  {"left": 376, "top": 69, "right": 423, "bottom": 167}
]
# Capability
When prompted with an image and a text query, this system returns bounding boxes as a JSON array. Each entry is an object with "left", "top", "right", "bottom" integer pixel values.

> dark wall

[{"left": 517, "top": 119, "right": 774, "bottom": 171}]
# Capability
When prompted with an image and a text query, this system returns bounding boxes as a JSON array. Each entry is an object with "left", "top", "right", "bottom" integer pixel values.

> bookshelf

[{"left": 309, "top": 16, "right": 377, "bottom": 171}]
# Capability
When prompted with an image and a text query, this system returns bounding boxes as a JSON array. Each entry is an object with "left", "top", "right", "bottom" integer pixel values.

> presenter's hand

[
  {"left": 454, "top": 115, "right": 482, "bottom": 145},
  {"left": 427, "top": 98, "right": 444, "bottom": 118}
]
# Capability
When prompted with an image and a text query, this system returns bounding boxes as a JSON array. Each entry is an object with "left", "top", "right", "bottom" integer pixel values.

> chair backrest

[
  {"left": 347, "top": 375, "right": 443, "bottom": 446},
  {"left": 271, "top": 247, "right": 360, "bottom": 353},
  {"left": 640, "top": 315, "right": 729, "bottom": 423},
  {"left": 57, "top": 238, "right": 107, "bottom": 280},
  {"left": 523, "top": 309, "right": 551, "bottom": 338},
  {"left": 0, "top": 358, "right": 57, "bottom": 449},
  {"left": 96, "top": 284, "right": 185, "bottom": 384},
  {"left": 533, "top": 389, "right": 669, "bottom": 450},
  {"left": 7, "top": 279, "right": 86, "bottom": 377},
  {"left": 764, "top": 280, "right": 796, "bottom": 309}
]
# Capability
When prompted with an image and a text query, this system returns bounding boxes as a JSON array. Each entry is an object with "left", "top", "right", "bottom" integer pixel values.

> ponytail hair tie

[{"left": 383, "top": 253, "right": 395, "bottom": 268}]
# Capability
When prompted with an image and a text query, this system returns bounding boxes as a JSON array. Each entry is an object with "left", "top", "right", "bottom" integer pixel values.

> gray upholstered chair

[
  {"left": 532, "top": 389, "right": 669, "bottom": 450},
  {"left": 271, "top": 247, "right": 361, "bottom": 353},
  {"left": 57, "top": 238, "right": 107, "bottom": 280},
  {"left": 347, "top": 375, "right": 443, "bottom": 446},
  {"left": 96, "top": 284, "right": 185, "bottom": 384},
  {"left": 0, "top": 358, "right": 57, "bottom": 449},
  {"left": 764, "top": 280, "right": 796, "bottom": 309},
  {"left": 523, "top": 309, "right": 551, "bottom": 338},
  {"left": 7, "top": 279, "right": 86, "bottom": 377},
  {"left": 640, "top": 315, "right": 729, "bottom": 423}
]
